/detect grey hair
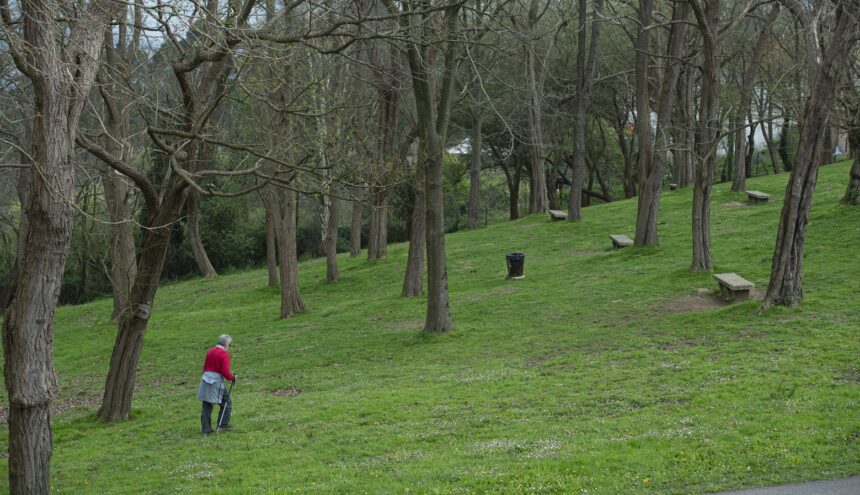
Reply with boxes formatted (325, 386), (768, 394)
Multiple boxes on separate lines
(217, 334), (233, 347)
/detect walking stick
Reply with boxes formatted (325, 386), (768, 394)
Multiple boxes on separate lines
(216, 378), (235, 434)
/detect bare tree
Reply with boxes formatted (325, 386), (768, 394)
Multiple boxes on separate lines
(464, 0), (497, 229)
(674, 63), (697, 188)
(567, 0), (603, 221)
(730, 4), (781, 192)
(273, 186), (306, 314)
(762, 0), (860, 307)
(688, 0), (724, 271)
(307, 47), (348, 283)
(839, 55), (860, 204)
(78, 0), (261, 421)
(263, 190), (280, 285)
(350, 188), (363, 256)
(323, 184), (341, 282)
(608, 93), (638, 197)
(364, 39), (403, 261)
(97, 4), (142, 318)
(467, 57), (483, 229)
(384, 0), (461, 332)
(756, 80), (785, 174)
(634, 0), (689, 245)
(632, 0), (655, 227)
(403, 140), (425, 296)
(521, 0), (550, 214)
(0, 0), (120, 488)
(186, 191), (218, 278)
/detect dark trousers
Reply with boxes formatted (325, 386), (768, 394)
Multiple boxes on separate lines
(201, 389), (231, 434)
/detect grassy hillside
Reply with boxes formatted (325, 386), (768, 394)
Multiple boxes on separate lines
(1, 162), (859, 494)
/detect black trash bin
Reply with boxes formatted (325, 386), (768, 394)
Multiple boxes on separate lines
(506, 252), (525, 279)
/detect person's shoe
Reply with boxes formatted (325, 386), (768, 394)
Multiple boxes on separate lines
(217, 424), (233, 431)
(202, 430), (213, 436)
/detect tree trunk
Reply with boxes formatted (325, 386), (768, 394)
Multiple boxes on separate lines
(423, 140), (452, 331)
(350, 190), (362, 257)
(679, 66), (697, 188)
(264, 191), (279, 287)
(186, 192), (217, 278)
(635, 0), (688, 245)
(524, 0), (549, 214)
(99, 52), (140, 319)
(273, 189), (305, 317)
(763, 9), (859, 307)
(3, 121), (74, 494)
(842, 147), (860, 205)
(0, 261), (19, 311)
(691, 163), (714, 271)
(398, 5), (458, 333)
(690, 0), (721, 272)
(731, 5), (780, 192)
(614, 99), (638, 198)
(583, 170), (594, 207)
(745, 119), (757, 177)
(3, 0), (118, 487)
(723, 128), (735, 183)
(501, 156), (522, 220)
(97, 186), (189, 421)
(91, 0), (239, 423)
(591, 156), (612, 202)
(324, 184), (340, 282)
(101, 168), (138, 318)
(77, 185), (92, 304)
(467, 78), (482, 229)
(0, 167), (30, 310)
(3, 395), (52, 495)
(762, 89), (784, 174)
(839, 77), (860, 203)
(568, 0), (603, 221)
(820, 127), (833, 166)
(367, 189), (388, 260)
(509, 178), (520, 220)
(633, 0), (655, 225)
(367, 68), (399, 260)
(403, 150), (426, 296)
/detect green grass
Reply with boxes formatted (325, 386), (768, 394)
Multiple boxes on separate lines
(2, 162), (859, 494)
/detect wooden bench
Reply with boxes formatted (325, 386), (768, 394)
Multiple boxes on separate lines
(548, 209), (567, 221)
(609, 234), (634, 249)
(714, 273), (754, 301)
(746, 190), (770, 204)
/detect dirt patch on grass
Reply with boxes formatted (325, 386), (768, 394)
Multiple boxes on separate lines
(392, 319), (424, 331)
(54, 393), (101, 415)
(669, 291), (729, 313)
(272, 388), (302, 398)
(525, 350), (567, 368)
(666, 287), (763, 313)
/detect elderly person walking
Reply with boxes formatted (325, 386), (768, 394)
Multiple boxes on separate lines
(198, 334), (236, 435)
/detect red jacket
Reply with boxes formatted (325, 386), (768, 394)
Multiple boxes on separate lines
(203, 346), (234, 381)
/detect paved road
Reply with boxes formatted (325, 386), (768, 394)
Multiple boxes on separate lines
(710, 476), (860, 495)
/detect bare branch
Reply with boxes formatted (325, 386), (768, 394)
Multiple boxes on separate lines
(76, 133), (160, 210)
